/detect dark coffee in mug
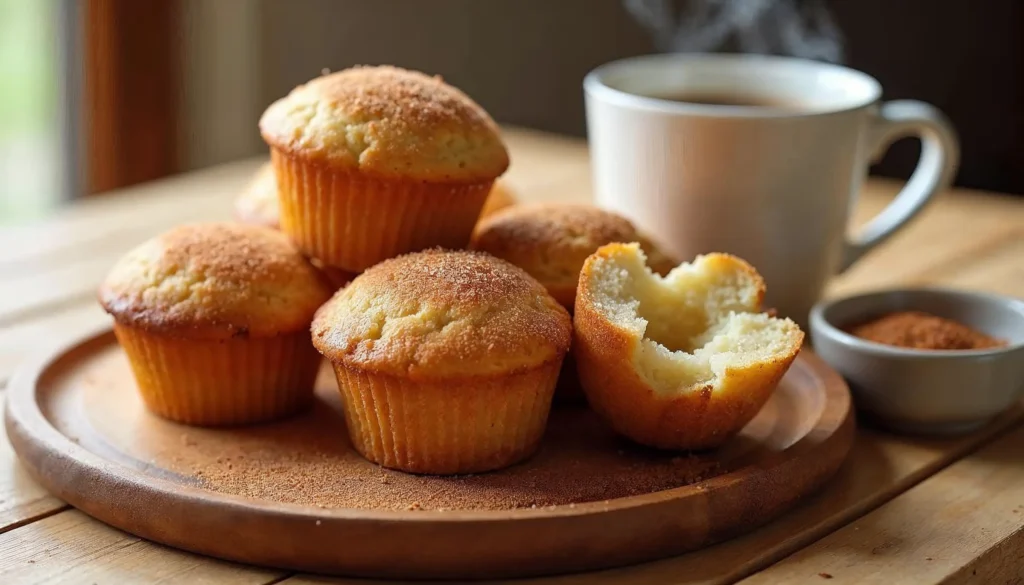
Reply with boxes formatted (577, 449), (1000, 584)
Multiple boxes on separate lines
(648, 91), (796, 109)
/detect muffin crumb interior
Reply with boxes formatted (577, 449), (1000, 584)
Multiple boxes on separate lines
(583, 245), (802, 395)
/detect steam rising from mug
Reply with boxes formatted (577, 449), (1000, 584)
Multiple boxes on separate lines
(623, 0), (844, 64)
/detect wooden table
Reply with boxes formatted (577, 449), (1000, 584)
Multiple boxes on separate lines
(2, 128), (1022, 584)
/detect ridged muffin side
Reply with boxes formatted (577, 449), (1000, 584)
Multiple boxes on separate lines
(312, 248), (571, 474)
(260, 65), (509, 272)
(233, 160), (518, 236)
(99, 223), (333, 425)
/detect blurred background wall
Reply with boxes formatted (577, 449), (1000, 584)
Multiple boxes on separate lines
(1, 0), (1022, 221)
(192, 0), (1024, 195)
(177, 0), (655, 170)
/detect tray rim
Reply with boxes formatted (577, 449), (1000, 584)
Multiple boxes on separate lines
(6, 324), (853, 523)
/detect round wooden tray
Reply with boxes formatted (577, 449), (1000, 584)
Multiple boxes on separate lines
(5, 328), (854, 580)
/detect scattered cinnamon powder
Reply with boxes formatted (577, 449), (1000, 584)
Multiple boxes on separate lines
(846, 311), (1006, 350)
(181, 405), (720, 511)
(81, 354), (726, 512)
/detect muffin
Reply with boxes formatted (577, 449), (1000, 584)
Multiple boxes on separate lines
(573, 243), (804, 450)
(233, 162), (279, 229)
(259, 65), (509, 272)
(312, 249), (571, 474)
(98, 223), (334, 426)
(470, 203), (676, 310)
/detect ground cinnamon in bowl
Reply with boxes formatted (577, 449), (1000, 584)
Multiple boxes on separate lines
(846, 310), (1007, 351)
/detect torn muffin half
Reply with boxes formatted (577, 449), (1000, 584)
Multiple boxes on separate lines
(573, 243), (804, 450)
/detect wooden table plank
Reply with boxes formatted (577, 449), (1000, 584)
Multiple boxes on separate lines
(740, 422), (1024, 584)
(0, 305), (109, 386)
(0, 400), (66, 535)
(0, 159), (260, 271)
(0, 510), (285, 584)
(930, 236), (1024, 298)
(829, 189), (1024, 298)
(0, 257), (119, 329)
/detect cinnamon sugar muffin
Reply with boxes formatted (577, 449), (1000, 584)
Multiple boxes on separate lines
(99, 223), (333, 426)
(232, 162), (279, 229)
(470, 203), (676, 310)
(573, 244), (803, 450)
(312, 249), (571, 474)
(259, 65), (509, 272)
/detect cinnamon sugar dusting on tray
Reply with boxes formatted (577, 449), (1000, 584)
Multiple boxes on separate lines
(82, 359), (725, 512)
(174, 404), (720, 511)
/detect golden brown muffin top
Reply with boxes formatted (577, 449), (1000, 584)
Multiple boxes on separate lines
(259, 65), (509, 183)
(233, 162), (280, 229)
(99, 223), (333, 340)
(470, 203), (645, 289)
(312, 249), (571, 379)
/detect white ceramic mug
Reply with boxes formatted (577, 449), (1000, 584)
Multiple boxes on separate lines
(584, 53), (959, 325)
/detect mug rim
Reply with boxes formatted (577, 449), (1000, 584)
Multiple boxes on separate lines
(583, 53), (883, 119)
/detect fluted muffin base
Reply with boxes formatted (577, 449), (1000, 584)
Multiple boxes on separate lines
(114, 324), (322, 426)
(272, 150), (492, 273)
(331, 360), (562, 475)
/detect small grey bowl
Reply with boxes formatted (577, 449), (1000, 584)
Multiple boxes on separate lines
(809, 288), (1024, 435)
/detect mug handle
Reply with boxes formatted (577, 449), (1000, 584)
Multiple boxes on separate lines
(841, 100), (960, 271)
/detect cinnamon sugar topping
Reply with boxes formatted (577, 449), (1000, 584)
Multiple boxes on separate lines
(312, 249), (571, 378)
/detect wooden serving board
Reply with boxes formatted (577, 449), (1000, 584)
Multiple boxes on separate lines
(5, 328), (854, 580)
